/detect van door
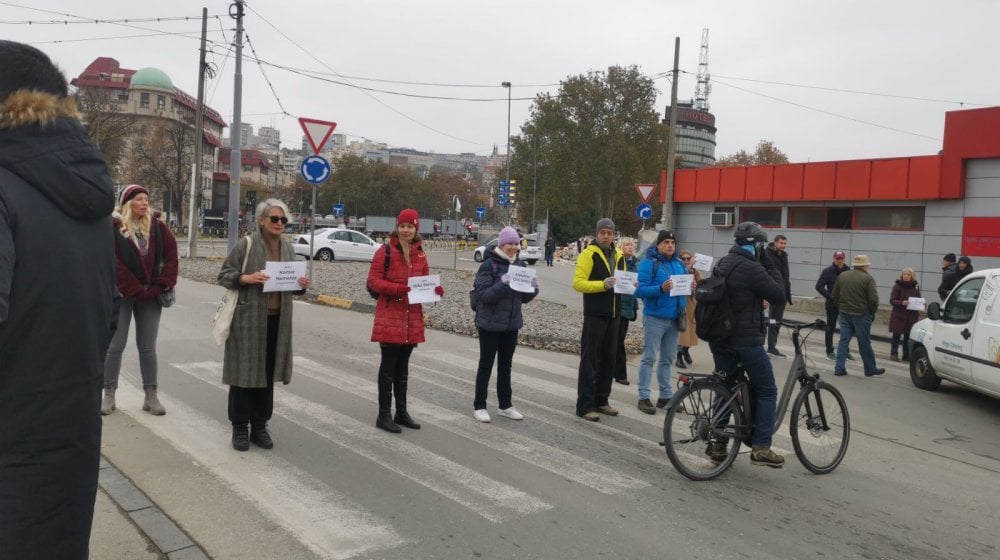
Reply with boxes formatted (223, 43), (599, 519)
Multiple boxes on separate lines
(969, 271), (1000, 394)
(933, 277), (985, 384)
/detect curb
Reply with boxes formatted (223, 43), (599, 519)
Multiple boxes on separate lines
(99, 456), (209, 560)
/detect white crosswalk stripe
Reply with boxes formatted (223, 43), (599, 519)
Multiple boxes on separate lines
(113, 379), (405, 560)
(292, 357), (649, 495)
(175, 361), (551, 524)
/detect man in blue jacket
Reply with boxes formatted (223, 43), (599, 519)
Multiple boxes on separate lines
(634, 229), (690, 415)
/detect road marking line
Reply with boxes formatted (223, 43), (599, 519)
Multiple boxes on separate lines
(114, 377), (405, 560)
(292, 357), (649, 495)
(175, 362), (551, 524)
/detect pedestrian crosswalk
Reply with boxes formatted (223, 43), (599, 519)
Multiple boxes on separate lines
(101, 344), (901, 559)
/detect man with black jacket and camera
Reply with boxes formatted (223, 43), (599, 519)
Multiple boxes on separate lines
(707, 222), (787, 468)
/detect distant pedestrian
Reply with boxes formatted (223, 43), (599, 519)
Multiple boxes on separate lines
(102, 184), (179, 416)
(815, 250), (856, 361)
(544, 234), (556, 266)
(888, 267), (921, 362)
(956, 256), (974, 282)
(218, 199), (310, 451)
(675, 250), (701, 369)
(633, 229), (689, 415)
(938, 253), (959, 301)
(0, 39), (118, 560)
(614, 238), (639, 385)
(368, 208), (444, 433)
(832, 255), (884, 377)
(764, 234), (792, 358)
(471, 227), (538, 422)
(572, 218), (624, 421)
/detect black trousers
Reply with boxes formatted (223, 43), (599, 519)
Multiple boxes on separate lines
(576, 315), (618, 416)
(378, 343), (415, 413)
(614, 317), (631, 381)
(767, 300), (787, 350)
(228, 314), (279, 427)
(474, 329), (519, 410)
(824, 304), (840, 354)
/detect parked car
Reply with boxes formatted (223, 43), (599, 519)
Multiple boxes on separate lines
(473, 238), (540, 265)
(293, 227), (380, 262)
(908, 267), (1000, 399)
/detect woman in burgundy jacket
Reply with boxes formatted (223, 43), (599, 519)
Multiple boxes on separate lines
(888, 267), (921, 361)
(367, 208), (444, 433)
(102, 184), (178, 416)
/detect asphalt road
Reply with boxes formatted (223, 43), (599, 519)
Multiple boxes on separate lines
(98, 276), (1000, 560)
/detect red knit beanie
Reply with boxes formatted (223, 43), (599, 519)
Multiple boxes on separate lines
(119, 184), (148, 207)
(397, 208), (419, 227)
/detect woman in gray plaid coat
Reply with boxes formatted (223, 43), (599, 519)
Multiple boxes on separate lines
(218, 199), (310, 451)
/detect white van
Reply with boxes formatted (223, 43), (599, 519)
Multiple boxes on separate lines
(908, 268), (1000, 398)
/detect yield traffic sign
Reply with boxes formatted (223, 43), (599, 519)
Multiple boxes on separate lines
(635, 183), (656, 202)
(298, 117), (337, 155)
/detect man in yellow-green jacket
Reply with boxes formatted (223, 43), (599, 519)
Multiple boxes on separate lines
(572, 218), (624, 421)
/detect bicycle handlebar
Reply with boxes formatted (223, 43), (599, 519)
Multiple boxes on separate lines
(777, 318), (826, 330)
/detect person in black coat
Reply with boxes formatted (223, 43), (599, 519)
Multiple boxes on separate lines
(937, 253), (959, 301)
(471, 227), (538, 422)
(764, 235), (792, 357)
(0, 41), (117, 560)
(815, 250), (852, 359)
(708, 222), (787, 468)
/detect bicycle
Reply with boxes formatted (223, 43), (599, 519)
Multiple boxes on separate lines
(661, 318), (850, 481)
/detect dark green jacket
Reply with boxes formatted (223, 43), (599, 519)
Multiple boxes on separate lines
(832, 268), (879, 316)
(620, 255), (638, 321)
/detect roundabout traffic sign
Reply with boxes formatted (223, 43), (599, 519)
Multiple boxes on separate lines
(300, 155), (331, 184)
(636, 203), (653, 220)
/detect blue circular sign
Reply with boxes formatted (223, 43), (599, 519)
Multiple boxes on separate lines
(636, 203), (653, 220)
(300, 155), (331, 184)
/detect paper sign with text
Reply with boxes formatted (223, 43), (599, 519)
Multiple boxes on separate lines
(262, 261), (306, 293)
(614, 270), (638, 295)
(407, 274), (442, 304)
(669, 274), (694, 297)
(507, 265), (537, 293)
(692, 253), (713, 272)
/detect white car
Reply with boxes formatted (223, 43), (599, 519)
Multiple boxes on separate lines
(293, 228), (380, 262)
(909, 267), (1000, 399)
(473, 238), (541, 265)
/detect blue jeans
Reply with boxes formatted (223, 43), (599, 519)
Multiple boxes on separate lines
(637, 315), (679, 400)
(836, 313), (879, 374)
(710, 344), (778, 448)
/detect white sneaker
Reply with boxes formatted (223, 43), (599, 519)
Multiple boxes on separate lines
(498, 407), (524, 420)
(473, 409), (491, 423)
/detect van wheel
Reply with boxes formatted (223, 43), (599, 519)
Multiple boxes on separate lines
(527, 260), (537, 265)
(910, 346), (941, 390)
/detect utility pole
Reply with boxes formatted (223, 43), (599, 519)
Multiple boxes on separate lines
(187, 7), (208, 258)
(227, 0), (245, 252)
(661, 37), (680, 231)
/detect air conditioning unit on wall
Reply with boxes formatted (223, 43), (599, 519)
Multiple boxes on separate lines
(709, 212), (734, 227)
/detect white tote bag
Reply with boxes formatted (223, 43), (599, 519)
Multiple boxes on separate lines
(212, 236), (252, 345)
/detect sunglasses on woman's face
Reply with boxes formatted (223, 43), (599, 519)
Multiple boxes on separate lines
(682, 256), (691, 260)
(268, 216), (289, 224)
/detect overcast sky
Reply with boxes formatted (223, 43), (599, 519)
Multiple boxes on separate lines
(5, 0), (999, 164)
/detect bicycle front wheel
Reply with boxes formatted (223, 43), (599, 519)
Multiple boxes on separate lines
(663, 383), (745, 481)
(789, 382), (850, 474)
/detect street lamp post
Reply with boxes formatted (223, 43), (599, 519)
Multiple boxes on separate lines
(501, 81), (511, 225)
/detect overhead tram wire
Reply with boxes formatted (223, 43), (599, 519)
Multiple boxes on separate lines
(0, 3), (226, 43)
(243, 30), (291, 118)
(243, 3), (491, 148)
(711, 77), (942, 141)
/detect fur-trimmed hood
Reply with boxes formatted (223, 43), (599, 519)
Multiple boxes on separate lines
(0, 90), (114, 221)
(0, 90), (78, 129)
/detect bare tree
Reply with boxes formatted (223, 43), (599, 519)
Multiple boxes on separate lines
(74, 86), (136, 176)
(126, 118), (194, 226)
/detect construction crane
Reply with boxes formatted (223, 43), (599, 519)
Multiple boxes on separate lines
(694, 28), (711, 111)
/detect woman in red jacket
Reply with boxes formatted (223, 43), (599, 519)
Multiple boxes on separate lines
(367, 208), (444, 433)
(102, 184), (178, 416)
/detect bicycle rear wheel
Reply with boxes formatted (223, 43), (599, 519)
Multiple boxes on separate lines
(790, 382), (850, 474)
(663, 382), (745, 481)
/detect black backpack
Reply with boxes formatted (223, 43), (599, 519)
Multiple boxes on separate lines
(695, 263), (737, 343)
(366, 243), (390, 299)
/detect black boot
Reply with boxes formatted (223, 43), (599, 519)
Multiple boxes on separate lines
(375, 369), (401, 433)
(682, 346), (693, 365)
(232, 424), (250, 452)
(250, 424), (274, 449)
(395, 409), (421, 430)
(392, 374), (419, 429)
(675, 351), (687, 369)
